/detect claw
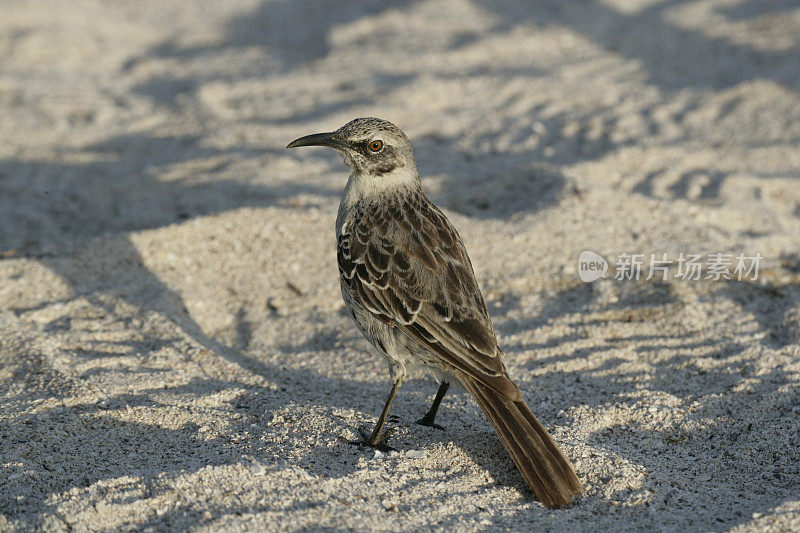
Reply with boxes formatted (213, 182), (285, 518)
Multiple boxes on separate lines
(415, 417), (444, 430)
(347, 424), (396, 452)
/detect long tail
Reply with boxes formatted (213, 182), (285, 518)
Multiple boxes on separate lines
(461, 377), (582, 508)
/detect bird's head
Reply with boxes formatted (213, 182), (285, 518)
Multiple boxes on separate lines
(287, 117), (416, 177)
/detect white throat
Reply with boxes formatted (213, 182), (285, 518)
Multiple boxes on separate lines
(340, 166), (420, 209)
(336, 165), (421, 237)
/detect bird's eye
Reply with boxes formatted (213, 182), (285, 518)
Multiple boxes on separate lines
(368, 140), (384, 152)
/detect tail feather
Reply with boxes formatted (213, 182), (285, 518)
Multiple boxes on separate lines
(462, 377), (582, 508)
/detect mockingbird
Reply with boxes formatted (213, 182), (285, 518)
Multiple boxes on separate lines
(287, 117), (582, 508)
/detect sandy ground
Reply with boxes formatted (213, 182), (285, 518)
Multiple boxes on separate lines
(1, 0), (799, 531)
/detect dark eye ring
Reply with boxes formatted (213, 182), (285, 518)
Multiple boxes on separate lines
(368, 140), (383, 152)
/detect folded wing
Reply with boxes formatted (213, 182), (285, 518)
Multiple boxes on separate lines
(338, 192), (520, 400)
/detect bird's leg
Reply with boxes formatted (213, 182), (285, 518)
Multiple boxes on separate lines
(351, 381), (400, 451)
(416, 381), (449, 429)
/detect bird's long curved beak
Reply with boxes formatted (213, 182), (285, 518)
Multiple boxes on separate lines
(286, 132), (342, 149)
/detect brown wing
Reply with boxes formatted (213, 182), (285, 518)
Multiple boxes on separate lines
(338, 190), (520, 400)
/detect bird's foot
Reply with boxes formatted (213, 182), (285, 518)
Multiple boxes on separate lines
(415, 415), (444, 430)
(347, 424), (395, 452)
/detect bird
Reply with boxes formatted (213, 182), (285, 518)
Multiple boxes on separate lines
(287, 117), (582, 508)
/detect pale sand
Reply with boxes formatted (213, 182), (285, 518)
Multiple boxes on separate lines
(1, 0), (799, 531)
